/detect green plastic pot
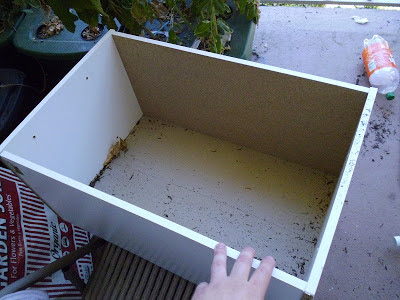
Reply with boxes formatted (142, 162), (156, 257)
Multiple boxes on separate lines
(224, 8), (256, 60)
(13, 8), (108, 61)
(144, 6), (256, 60)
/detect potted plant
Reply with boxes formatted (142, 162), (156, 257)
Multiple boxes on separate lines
(12, 0), (113, 61)
(13, 0), (259, 63)
(10, 0), (119, 92)
(98, 0), (260, 59)
(36, 0), (260, 60)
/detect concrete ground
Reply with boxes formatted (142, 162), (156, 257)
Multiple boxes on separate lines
(252, 6), (400, 299)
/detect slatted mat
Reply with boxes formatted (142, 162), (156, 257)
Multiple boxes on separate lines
(84, 243), (197, 299)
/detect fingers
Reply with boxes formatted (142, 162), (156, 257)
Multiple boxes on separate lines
(192, 282), (208, 299)
(230, 247), (255, 280)
(249, 256), (275, 295)
(210, 243), (227, 283)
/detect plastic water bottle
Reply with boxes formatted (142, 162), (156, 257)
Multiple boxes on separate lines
(362, 35), (399, 100)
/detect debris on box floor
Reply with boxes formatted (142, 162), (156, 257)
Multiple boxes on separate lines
(89, 138), (128, 187)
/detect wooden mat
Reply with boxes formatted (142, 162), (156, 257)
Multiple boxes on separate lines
(84, 243), (196, 299)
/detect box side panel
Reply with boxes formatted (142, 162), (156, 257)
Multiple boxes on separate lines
(304, 88), (376, 296)
(1, 152), (306, 299)
(1, 31), (143, 185)
(113, 34), (368, 175)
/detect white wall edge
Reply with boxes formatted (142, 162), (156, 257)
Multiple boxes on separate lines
(304, 87), (377, 296)
(111, 31), (370, 94)
(0, 30), (116, 154)
(0, 150), (308, 292)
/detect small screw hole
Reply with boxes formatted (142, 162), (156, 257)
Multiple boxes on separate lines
(33, 136), (36, 139)
(86, 77), (88, 80)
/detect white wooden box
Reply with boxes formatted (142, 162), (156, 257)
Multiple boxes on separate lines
(0, 31), (376, 298)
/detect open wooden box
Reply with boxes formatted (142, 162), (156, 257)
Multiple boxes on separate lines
(0, 31), (376, 298)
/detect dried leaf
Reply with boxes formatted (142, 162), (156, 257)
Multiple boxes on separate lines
(39, 0), (51, 16)
(103, 138), (128, 167)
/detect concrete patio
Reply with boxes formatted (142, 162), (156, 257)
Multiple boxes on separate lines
(252, 6), (400, 299)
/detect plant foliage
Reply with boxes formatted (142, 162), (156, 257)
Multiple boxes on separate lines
(0, 0), (23, 33)
(9, 0), (260, 53)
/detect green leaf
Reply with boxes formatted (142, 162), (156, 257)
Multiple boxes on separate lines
(217, 18), (232, 34)
(194, 20), (211, 38)
(213, 0), (230, 15)
(165, 0), (174, 8)
(216, 36), (222, 53)
(47, 0), (78, 32)
(168, 28), (181, 44)
(174, 22), (183, 30)
(74, 10), (99, 27)
(103, 0), (142, 35)
(131, 1), (147, 23)
(69, 0), (107, 16)
(191, 0), (209, 15)
(73, 0), (109, 27)
(47, 0), (111, 30)
(101, 16), (118, 30)
(246, 2), (259, 24)
(130, 0), (154, 24)
(236, 0), (247, 14)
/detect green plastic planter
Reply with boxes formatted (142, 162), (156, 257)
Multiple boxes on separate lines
(224, 9), (256, 60)
(13, 8), (108, 61)
(143, 3), (256, 60)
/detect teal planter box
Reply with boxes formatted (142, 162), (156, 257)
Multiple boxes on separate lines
(13, 8), (108, 61)
(224, 10), (256, 60)
(144, 6), (256, 60)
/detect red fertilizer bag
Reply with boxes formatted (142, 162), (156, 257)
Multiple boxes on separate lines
(0, 167), (93, 298)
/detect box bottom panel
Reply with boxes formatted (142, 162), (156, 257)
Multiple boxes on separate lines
(93, 116), (337, 279)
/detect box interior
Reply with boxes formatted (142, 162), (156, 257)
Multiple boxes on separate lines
(93, 116), (337, 278)
(0, 34), (370, 284)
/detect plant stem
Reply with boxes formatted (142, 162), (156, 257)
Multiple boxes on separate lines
(212, 6), (218, 36)
(173, 3), (194, 30)
(144, 26), (155, 38)
(38, 7), (50, 24)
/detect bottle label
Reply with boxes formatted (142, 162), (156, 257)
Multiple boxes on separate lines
(362, 41), (397, 77)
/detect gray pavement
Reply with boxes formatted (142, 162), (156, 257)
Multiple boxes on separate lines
(252, 6), (400, 299)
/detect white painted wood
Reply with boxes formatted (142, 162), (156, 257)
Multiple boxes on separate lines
(0, 30), (143, 185)
(304, 88), (377, 296)
(260, 0), (400, 6)
(0, 151), (307, 299)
